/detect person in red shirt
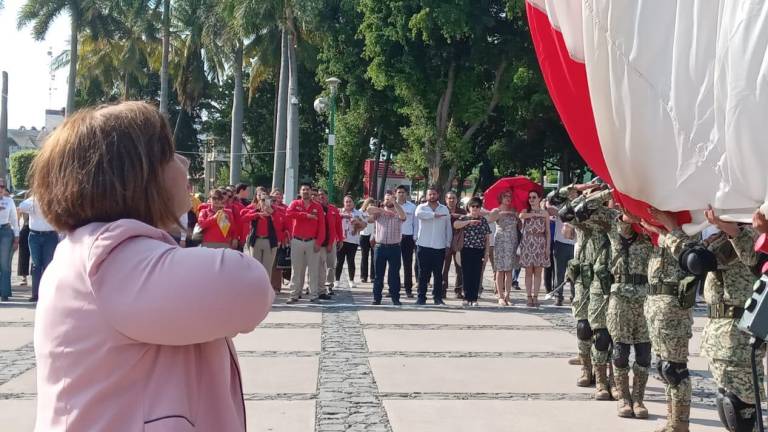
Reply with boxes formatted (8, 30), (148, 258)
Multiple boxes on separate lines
(241, 187), (284, 277)
(315, 188), (344, 295)
(285, 183), (329, 303)
(269, 188), (290, 293)
(197, 189), (235, 248)
(224, 187), (246, 251)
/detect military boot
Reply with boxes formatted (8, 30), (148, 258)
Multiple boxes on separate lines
(608, 363), (620, 400)
(594, 364), (612, 400)
(567, 356), (582, 366)
(654, 400), (673, 432)
(669, 401), (690, 432)
(576, 355), (593, 387)
(615, 368), (633, 417)
(632, 367), (649, 419)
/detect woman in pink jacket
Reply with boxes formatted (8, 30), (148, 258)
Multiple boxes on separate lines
(29, 101), (275, 431)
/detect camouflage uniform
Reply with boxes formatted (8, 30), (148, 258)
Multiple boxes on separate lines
(647, 229), (698, 431)
(606, 216), (653, 417)
(698, 228), (765, 430)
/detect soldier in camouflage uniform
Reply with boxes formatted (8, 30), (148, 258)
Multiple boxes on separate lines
(644, 209), (699, 432)
(694, 210), (765, 432)
(581, 190), (618, 401)
(551, 184), (596, 386)
(606, 210), (653, 418)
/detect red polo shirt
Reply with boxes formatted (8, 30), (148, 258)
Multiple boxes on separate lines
(198, 207), (235, 244)
(324, 204), (344, 244)
(240, 205), (286, 243)
(286, 199), (326, 248)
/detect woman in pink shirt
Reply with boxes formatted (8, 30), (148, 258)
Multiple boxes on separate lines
(29, 101), (274, 431)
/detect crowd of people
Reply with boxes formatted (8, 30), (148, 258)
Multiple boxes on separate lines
(186, 181), (578, 308)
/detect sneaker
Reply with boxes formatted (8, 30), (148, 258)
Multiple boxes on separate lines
(286, 298), (299, 304)
(392, 299), (402, 306)
(462, 300), (469, 307)
(406, 293), (414, 299)
(372, 300), (381, 305)
(318, 293), (332, 300)
(434, 299), (446, 306)
(471, 302), (480, 307)
(349, 281), (356, 289)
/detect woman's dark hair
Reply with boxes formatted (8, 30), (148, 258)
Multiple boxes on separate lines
(527, 190), (541, 211)
(467, 197), (483, 209)
(30, 101), (179, 231)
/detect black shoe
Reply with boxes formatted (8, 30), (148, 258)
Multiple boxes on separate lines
(416, 299), (426, 305)
(434, 299), (446, 305)
(317, 293), (332, 300)
(361, 278), (368, 283)
(406, 292), (414, 298)
(555, 298), (563, 306)
(28, 297), (38, 303)
(392, 299), (402, 306)
(328, 289), (335, 296)
(456, 292), (464, 299)
(372, 300), (381, 305)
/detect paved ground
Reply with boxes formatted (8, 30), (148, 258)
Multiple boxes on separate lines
(0, 258), (729, 431)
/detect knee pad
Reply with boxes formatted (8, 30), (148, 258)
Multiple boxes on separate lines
(576, 319), (593, 341)
(660, 361), (689, 386)
(717, 388), (757, 432)
(594, 328), (612, 352)
(613, 343), (630, 369)
(634, 342), (652, 368)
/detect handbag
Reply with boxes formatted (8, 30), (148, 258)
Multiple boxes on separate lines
(276, 246), (292, 269)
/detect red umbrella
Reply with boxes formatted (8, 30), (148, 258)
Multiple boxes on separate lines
(483, 176), (544, 212)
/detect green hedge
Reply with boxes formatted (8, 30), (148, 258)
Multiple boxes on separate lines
(10, 150), (38, 190)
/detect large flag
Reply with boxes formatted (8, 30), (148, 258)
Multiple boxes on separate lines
(526, 0), (768, 231)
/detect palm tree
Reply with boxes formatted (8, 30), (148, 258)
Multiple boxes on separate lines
(17, 0), (111, 116)
(159, 0), (170, 115)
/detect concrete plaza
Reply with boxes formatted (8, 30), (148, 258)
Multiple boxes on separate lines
(0, 261), (728, 431)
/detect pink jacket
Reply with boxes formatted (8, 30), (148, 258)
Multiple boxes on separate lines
(34, 219), (275, 431)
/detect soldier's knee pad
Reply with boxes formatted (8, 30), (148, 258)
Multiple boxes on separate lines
(576, 319), (593, 341)
(613, 343), (630, 368)
(660, 361), (689, 386)
(717, 388), (757, 432)
(594, 328), (612, 352)
(634, 342), (652, 367)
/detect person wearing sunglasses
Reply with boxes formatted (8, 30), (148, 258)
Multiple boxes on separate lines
(453, 197), (491, 306)
(0, 181), (19, 301)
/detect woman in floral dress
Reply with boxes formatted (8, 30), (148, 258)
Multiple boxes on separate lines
(487, 191), (519, 306)
(519, 190), (551, 307)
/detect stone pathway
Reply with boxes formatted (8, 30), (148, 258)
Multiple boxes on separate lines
(0, 261), (734, 431)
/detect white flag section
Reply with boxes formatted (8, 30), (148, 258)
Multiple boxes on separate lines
(530, 0), (768, 230)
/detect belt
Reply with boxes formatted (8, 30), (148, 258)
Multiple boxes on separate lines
(30, 229), (56, 235)
(708, 304), (744, 319)
(293, 236), (315, 242)
(615, 274), (648, 285)
(377, 243), (400, 247)
(648, 284), (678, 296)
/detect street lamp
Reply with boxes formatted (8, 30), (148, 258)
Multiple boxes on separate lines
(314, 77), (341, 202)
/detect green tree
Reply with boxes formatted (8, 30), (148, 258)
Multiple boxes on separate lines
(10, 150), (37, 190)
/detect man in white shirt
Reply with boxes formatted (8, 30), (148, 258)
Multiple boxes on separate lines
(396, 186), (418, 298)
(0, 182), (20, 301)
(414, 187), (452, 305)
(18, 196), (59, 302)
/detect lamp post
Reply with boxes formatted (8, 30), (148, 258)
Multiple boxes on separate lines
(314, 77), (341, 203)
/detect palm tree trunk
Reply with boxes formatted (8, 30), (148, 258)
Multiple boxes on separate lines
(159, 0), (171, 116)
(229, 41), (244, 185)
(123, 73), (130, 100)
(66, 14), (79, 116)
(283, 30), (299, 199)
(271, 28), (289, 191)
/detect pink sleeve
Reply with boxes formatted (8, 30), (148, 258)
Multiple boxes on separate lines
(88, 237), (274, 345)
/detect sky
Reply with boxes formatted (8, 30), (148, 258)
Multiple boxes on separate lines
(0, 0), (70, 129)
